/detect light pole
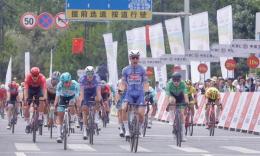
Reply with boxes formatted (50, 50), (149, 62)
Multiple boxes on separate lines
(184, 0), (190, 79)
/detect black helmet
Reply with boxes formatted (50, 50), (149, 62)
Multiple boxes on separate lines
(172, 72), (181, 80)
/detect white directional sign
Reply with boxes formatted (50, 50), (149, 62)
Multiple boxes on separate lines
(20, 12), (38, 30)
(55, 12), (69, 29)
(186, 50), (219, 62)
(231, 39), (260, 54)
(160, 54), (190, 65)
(139, 58), (162, 67)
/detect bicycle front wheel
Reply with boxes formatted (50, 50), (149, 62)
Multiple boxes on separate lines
(175, 111), (182, 147)
(209, 110), (215, 136)
(142, 114), (148, 137)
(63, 124), (67, 150)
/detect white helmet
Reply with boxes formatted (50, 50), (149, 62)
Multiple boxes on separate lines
(0, 84), (5, 89)
(129, 50), (140, 57)
(85, 66), (95, 76)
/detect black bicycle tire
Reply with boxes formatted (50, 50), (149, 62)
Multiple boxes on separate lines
(134, 117), (139, 153)
(39, 125), (43, 136)
(64, 124), (67, 150)
(190, 114), (194, 136)
(134, 134), (139, 153)
(12, 122), (15, 134)
(176, 111), (182, 147)
(32, 111), (37, 143)
(50, 123), (53, 139)
(143, 115), (148, 137)
(89, 112), (94, 145)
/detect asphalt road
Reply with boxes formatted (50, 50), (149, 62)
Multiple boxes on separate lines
(0, 114), (260, 156)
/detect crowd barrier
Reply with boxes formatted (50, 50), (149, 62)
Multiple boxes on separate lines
(155, 92), (260, 134)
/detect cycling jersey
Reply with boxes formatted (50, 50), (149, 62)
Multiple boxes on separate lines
(101, 84), (110, 101)
(0, 88), (7, 100)
(122, 64), (147, 106)
(145, 86), (157, 105)
(205, 87), (220, 101)
(8, 83), (19, 95)
(187, 85), (196, 102)
(79, 74), (101, 106)
(24, 73), (46, 90)
(46, 78), (58, 94)
(166, 80), (188, 105)
(56, 80), (80, 99)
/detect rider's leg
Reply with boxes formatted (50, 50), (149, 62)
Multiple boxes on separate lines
(216, 100), (221, 123)
(81, 105), (89, 139)
(121, 102), (129, 136)
(38, 99), (45, 124)
(56, 109), (64, 142)
(205, 102), (210, 126)
(6, 103), (13, 128)
(168, 96), (176, 125)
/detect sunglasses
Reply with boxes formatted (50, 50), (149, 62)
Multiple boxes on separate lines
(172, 79), (180, 82)
(131, 56), (139, 60)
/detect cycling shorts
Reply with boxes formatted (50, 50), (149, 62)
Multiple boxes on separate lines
(9, 94), (18, 105)
(124, 90), (144, 106)
(101, 92), (110, 101)
(47, 91), (56, 103)
(83, 87), (96, 107)
(57, 95), (75, 112)
(28, 86), (43, 105)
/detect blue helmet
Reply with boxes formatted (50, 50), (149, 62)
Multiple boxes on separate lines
(60, 72), (71, 83)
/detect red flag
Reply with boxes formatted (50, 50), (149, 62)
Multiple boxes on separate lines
(72, 38), (84, 54)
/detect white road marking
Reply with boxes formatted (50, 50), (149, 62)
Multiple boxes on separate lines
(119, 145), (151, 152)
(221, 146), (260, 154)
(15, 143), (40, 151)
(68, 144), (96, 151)
(169, 145), (209, 153)
(15, 152), (27, 156)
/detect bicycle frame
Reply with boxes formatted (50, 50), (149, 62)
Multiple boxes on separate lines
(87, 100), (98, 145)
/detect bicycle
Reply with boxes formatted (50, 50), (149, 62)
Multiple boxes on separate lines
(48, 100), (55, 139)
(8, 101), (20, 134)
(208, 101), (216, 136)
(142, 99), (152, 137)
(100, 100), (109, 128)
(126, 103), (140, 153)
(86, 98), (100, 145)
(170, 103), (185, 147)
(185, 102), (195, 136)
(59, 99), (75, 150)
(27, 98), (46, 143)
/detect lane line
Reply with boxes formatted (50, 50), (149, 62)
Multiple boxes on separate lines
(15, 152), (27, 156)
(68, 144), (96, 151)
(15, 143), (40, 151)
(221, 146), (260, 154)
(169, 145), (209, 153)
(119, 145), (151, 152)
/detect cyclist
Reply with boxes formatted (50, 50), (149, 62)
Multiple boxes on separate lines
(54, 72), (80, 143)
(24, 67), (47, 133)
(205, 80), (222, 129)
(45, 71), (60, 127)
(121, 50), (148, 138)
(100, 80), (111, 123)
(115, 78), (127, 137)
(165, 72), (189, 141)
(78, 66), (102, 140)
(6, 81), (20, 129)
(144, 80), (157, 129)
(0, 84), (7, 119)
(185, 80), (198, 117)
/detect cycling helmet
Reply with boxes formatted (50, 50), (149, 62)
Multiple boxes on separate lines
(172, 72), (181, 80)
(0, 84), (5, 89)
(85, 66), (95, 76)
(185, 80), (192, 86)
(52, 71), (61, 80)
(60, 72), (71, 83)
(31, 67), (40, 76)
(129, 50), (140, 57)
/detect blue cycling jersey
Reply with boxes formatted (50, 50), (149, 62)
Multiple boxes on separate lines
(79, 74), (100, 91)
(56, 80), (80, 98)
(122, 64), (147, 92)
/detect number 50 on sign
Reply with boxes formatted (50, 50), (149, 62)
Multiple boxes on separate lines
(20, 12), (38, 30)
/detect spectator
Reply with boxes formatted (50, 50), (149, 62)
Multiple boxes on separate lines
(238, 77), (249, 92)
(218, 77), (225, 92)
(224, 78), (236, 92)
(155, 81), (162, 93)
(255, 79), (260, 92)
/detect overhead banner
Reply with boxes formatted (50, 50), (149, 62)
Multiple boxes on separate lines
(103, 33), (118, 89)
(217, 5), (234, 79)
(5, 57), (12, 89)
(149, 23), (167, 88)
(165, 17), (187, 77)
(189, 12), (211, 82)
(25, 52), (30, 77)
(126, 26), (147, 59)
